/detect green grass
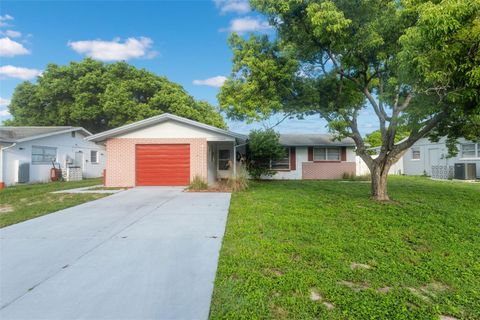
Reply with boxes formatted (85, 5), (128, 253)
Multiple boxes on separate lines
(210, 176), (480, 320)
(0, 178), (107, 228)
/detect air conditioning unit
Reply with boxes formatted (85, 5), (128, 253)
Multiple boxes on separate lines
(14, 160), (30, 183)
(454, 163), (477, 180)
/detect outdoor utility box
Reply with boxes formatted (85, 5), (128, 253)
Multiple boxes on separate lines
(14, 160), (30, 183)
(454, 163), (477, 180)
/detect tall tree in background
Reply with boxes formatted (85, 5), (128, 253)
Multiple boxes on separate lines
(219, 0), (480, 200)
(365, 128), (410, 154)
(6, 59), (226, 132)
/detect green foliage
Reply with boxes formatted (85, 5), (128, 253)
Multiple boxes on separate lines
(365, 127), (410, 149)
(218, 34), (299, 122)
(210, 177), (480, 319)
(0, 178), (104, 227)
(398, 0), (480, 147)
(6, 59), (226, 132)
(246, 129), (285, 179)
(188, 175), (208, 191)
(218, 0), (480, 199)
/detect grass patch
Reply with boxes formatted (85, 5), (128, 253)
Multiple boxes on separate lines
(210, 176), (480, 319)
(0, 178), (107, 228)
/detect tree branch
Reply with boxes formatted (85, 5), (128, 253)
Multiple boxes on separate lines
(363, 87), (386, 138)
(347, 112), (373, 168)
(264, 112), (293, 129)
(395, 92), (413, 114)
(391, 112), (445, 157)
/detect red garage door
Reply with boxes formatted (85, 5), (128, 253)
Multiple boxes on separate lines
(135, 144), (190, 186)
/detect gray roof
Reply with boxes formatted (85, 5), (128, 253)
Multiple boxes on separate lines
(87, 113), (247, 142)
(279, 134), (355, 147)
(0, 126), (91, 143)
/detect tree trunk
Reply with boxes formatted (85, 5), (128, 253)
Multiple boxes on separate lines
(370, 162), (391, 201)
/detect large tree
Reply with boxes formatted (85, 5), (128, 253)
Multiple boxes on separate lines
(365, 128), (410, 153)
(6, 59), (226, 132)
(219, 0), (480, 200)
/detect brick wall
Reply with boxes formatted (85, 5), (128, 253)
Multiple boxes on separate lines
(105, 138), (207, 187)
(302, 162), (356, 179)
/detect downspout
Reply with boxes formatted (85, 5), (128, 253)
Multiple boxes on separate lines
(0, 143), (16, 188)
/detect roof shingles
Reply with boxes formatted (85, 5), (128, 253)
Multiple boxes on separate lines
(0, 127), (76, 142)
(279, 134), (355, 146)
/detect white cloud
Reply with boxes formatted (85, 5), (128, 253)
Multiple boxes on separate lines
(193, 76), (227, 88)
(214, 0), (250, 14)
(0, 109), (10, 117)
(0, 37), (30, 57)
(1, 30), (21, 38)
(222, 17), (272, 34)
(0, 97), (11, 106)
(68, 37), (157, 61)
(0, 14), (14, 27)
(0, 65), (42, 80)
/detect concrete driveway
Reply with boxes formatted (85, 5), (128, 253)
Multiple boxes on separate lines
(0, 187), (231, 320)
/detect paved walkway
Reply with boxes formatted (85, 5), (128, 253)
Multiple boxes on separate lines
(0, 187), (231, 320)
(51, 185), (125, 194)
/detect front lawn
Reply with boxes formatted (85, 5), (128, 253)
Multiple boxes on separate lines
(0, 178), (107, 228)
(210, 177), (480, 319)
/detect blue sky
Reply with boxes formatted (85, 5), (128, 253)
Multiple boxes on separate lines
(0, 0), (378, 135)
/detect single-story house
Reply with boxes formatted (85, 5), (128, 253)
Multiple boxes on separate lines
(403, 136), (480, 179)
(87, 113), (357, 187)
(359, 136), (480, 179)
(268, 134), (356, 180)
(0, 126), (106, 187)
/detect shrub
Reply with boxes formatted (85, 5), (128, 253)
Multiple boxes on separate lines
(188, 175), (208, 190)
(227, 166), (249, 192)
(342, 172), (354, 180)
(342, 172), (371, 181)
(246, 129), (285, 179)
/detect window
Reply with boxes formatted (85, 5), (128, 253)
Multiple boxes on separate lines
(32, 146), (57, 164)
(313, 147), (340, 161)
(90, 150), (99, 164)
(411, 148), (421, 160)
(271, 147), (290, 170)
(218, 149), (231, 170)
(461, 143), (479, 158)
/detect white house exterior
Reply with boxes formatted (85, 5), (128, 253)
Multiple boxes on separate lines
(359, 136), (480, 179)
(0, 127), (106, 187)
(403, 137), (480, 178)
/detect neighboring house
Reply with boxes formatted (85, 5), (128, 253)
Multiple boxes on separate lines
(0, 127), (106, 187)
(359, 136), (480, 179)
(403, 137), (480, 179)
(87, 113), (357, 187)
(268, 134), (357, 180)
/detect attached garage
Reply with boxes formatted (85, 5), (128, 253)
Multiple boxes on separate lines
(86, 113), (247, 188)
(135, 144), (190, 186)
